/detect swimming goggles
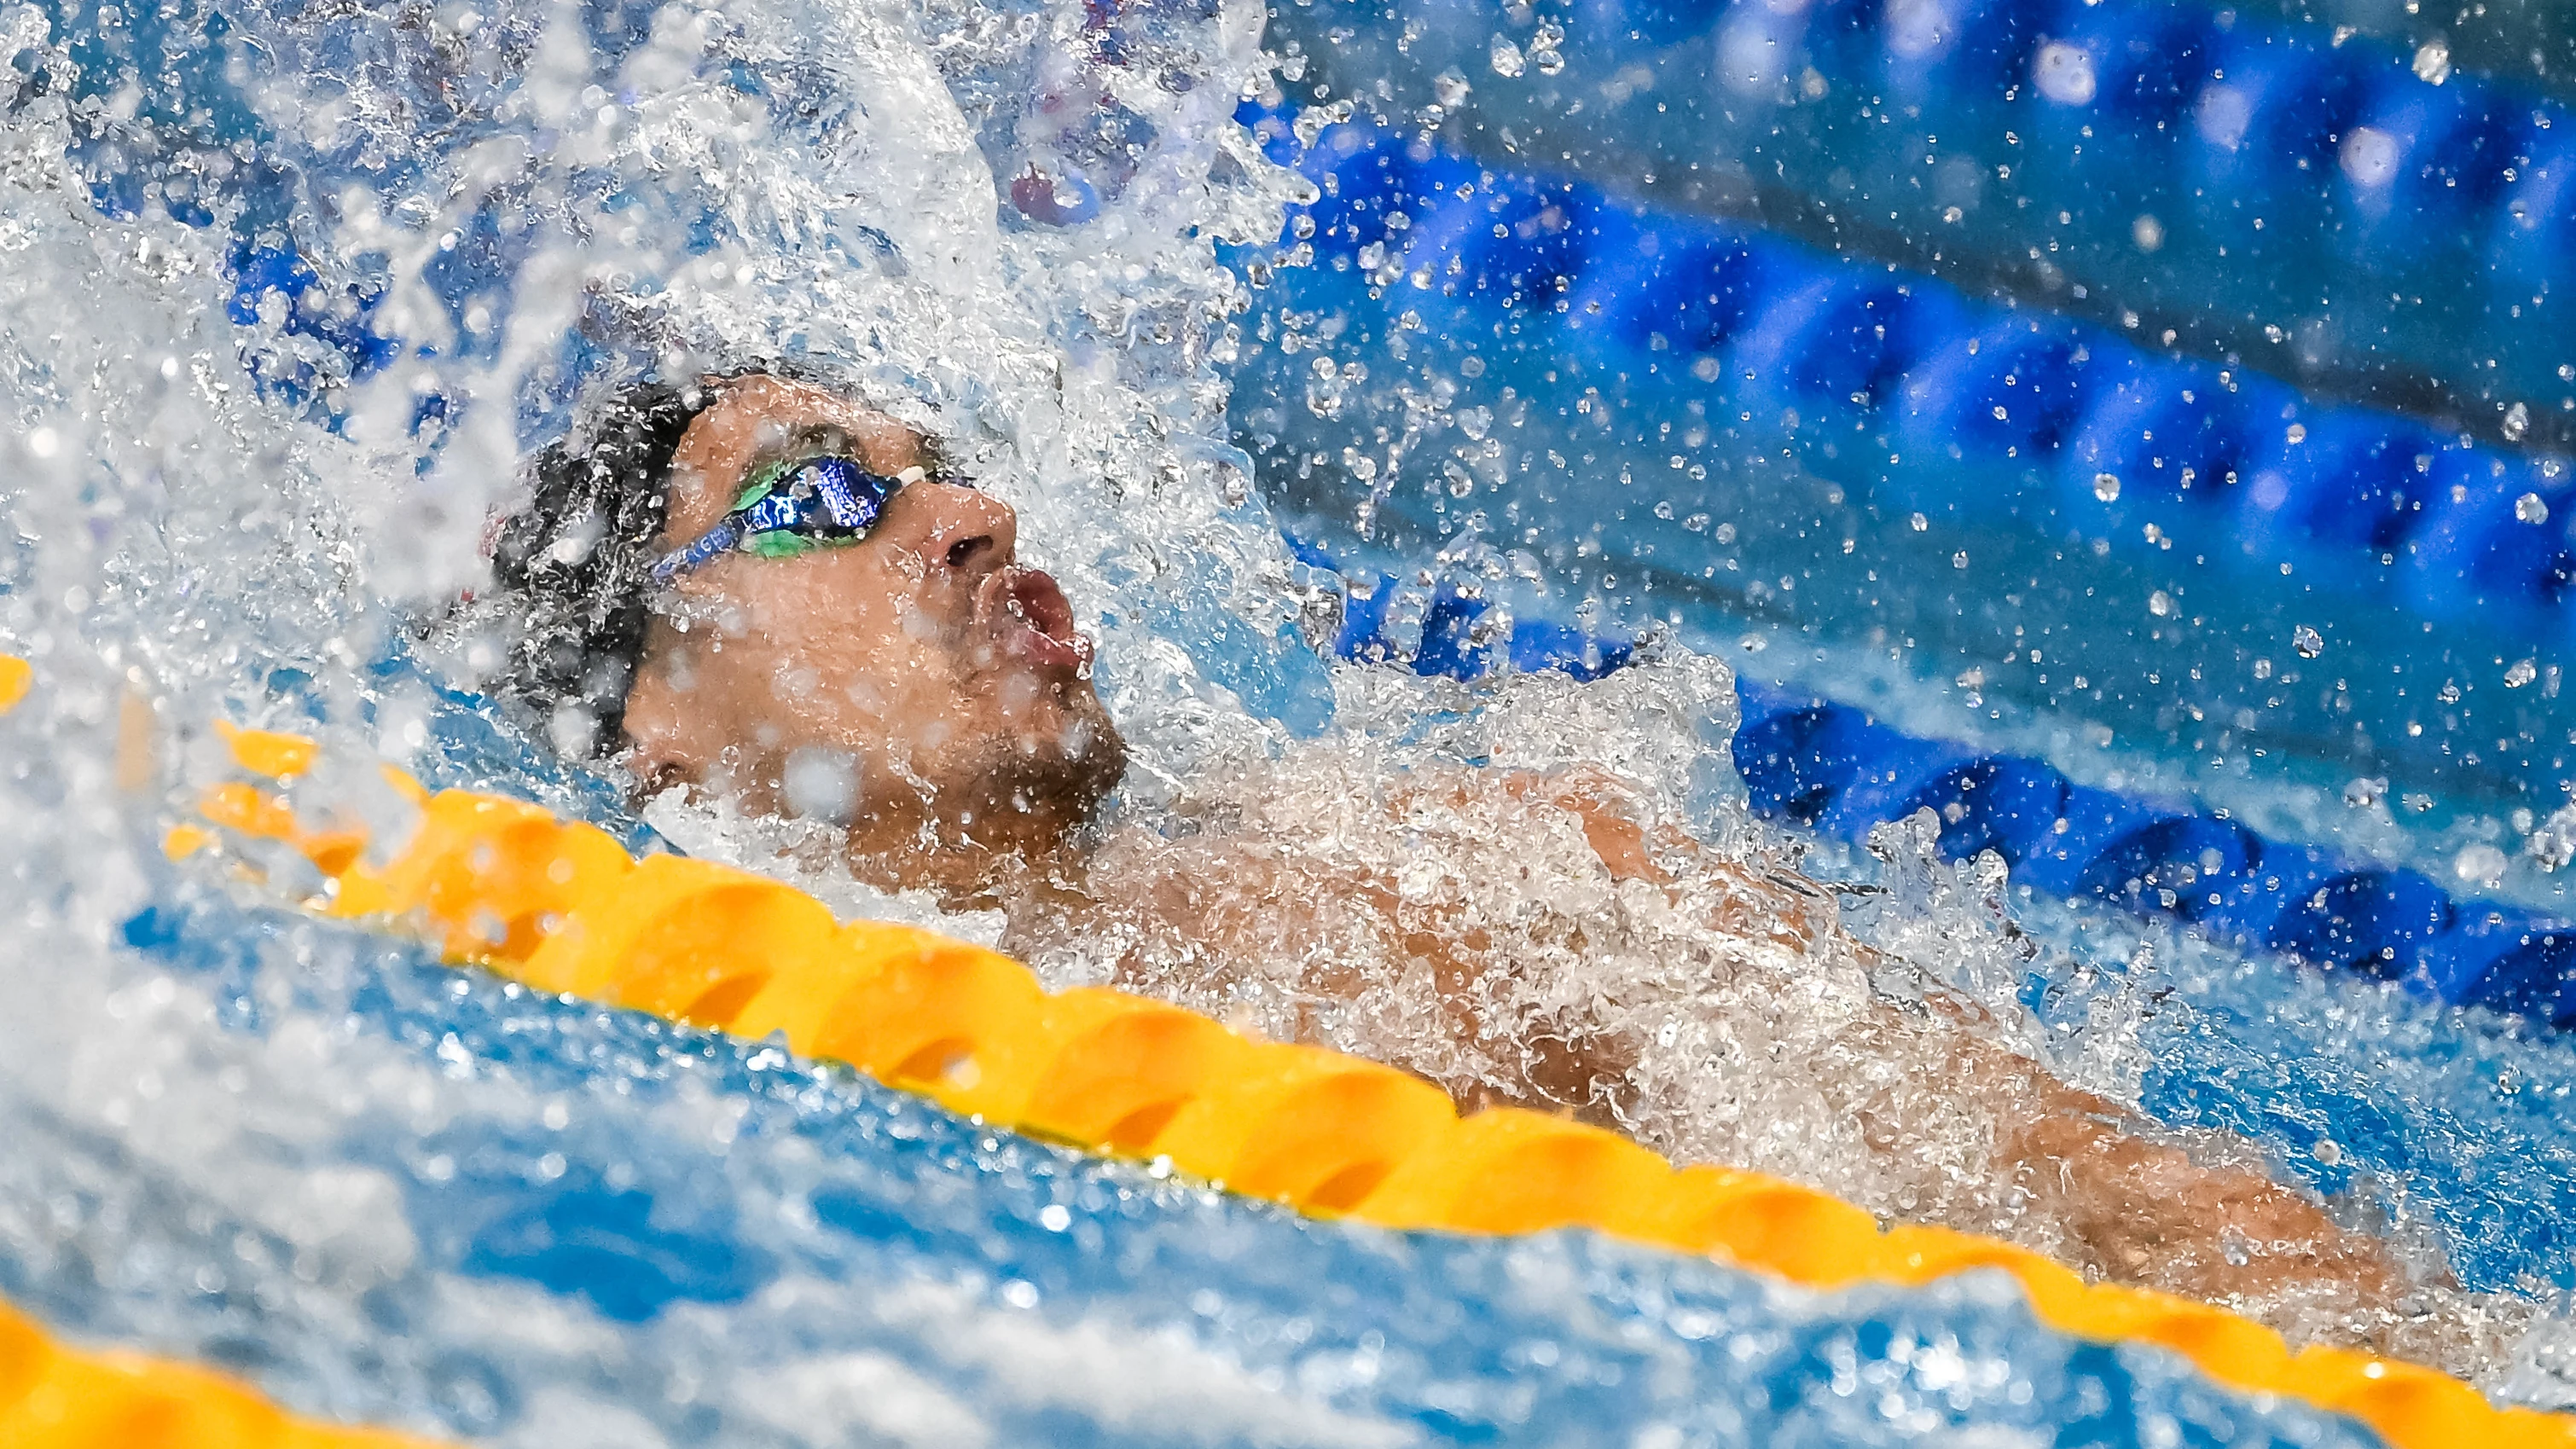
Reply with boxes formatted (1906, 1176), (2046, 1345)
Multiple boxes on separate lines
(650, 455), (923, 584)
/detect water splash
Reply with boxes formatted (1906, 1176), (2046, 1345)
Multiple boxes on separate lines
(1, 0), (2573, 1431)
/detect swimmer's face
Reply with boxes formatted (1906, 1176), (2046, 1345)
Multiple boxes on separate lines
(620, 376), (1125, 890)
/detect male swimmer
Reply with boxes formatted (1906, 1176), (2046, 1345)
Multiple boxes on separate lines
(478, 370), (2440, 1354)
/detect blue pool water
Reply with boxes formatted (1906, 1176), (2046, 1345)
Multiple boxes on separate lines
(9, 0), (2576, 1438)
(5, 878), (2370, 1448)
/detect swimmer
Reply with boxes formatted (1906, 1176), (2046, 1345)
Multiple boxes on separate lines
(476, 371), (2441, 1356)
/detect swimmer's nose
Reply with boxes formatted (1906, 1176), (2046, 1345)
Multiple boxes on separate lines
(888, 478), (1018, 580)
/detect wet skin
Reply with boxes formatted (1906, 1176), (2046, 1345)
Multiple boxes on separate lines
(620, 375), (1125, 898)
(613, 375), (2419, 1338)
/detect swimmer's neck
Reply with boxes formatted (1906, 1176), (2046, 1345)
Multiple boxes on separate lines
(841, 807), (1102, 913)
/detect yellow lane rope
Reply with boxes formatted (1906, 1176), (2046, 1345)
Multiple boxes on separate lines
(0, 1294), (445, 1446)
(181, 717), (2574, 1449)
(7, 655), (2567, 1448)
(0, 655), (31, 716)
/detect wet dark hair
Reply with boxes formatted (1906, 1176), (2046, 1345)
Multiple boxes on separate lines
(486, 380), (715, 751)
(484, 368), (954, 753)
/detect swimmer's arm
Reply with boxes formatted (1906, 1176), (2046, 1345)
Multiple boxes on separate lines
(1051, 764), (2408, 1305)
(1510, 765), (2408, 1301)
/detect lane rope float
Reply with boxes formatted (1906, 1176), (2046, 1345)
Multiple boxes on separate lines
(1271, 0), (2576, 422)
(1298, 554), (2576, 1029)
(1268, 119), (2576, 648)
(0, 654), (32, 716)
(0, 1292), (444, 1447)
(172, 714), (2576, 1449)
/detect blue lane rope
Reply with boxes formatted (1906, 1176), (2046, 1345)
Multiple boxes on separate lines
(1279, 0), (2576, 433)
(1255, 116), (2576, 649)
(1297, 539), (2576, 1030)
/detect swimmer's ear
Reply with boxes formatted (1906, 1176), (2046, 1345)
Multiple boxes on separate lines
(626, 753), (693, 798)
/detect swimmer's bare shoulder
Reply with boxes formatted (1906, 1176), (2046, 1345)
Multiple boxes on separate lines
(1002, 756), (2414, 1318)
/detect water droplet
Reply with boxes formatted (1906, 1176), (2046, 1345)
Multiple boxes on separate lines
(2531, 809), (2576, 871)
(2293, 624), (2324, 658)
(2341, 126), (2399, 188)
(2456, 843), (2509, 885)
(2517, 492), (2549, 525)
(2092, 472), (2120, 501)
(2412, 38), (2451, 85)
(2033, 40), (2096, 107)
(784, 746), (860, 823)
(1488, 35), (1525, 78)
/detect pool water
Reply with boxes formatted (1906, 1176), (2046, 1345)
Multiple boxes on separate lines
(6, 0), (2576, 1440)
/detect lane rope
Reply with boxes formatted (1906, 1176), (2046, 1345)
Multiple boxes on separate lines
(1266, 119), (2576, 648)
(1298, 554), (2576, 1029)
(165, 705), (2576, 1449)
(1268, 0), (2576, 422)
(0, 1293), (444, 1447)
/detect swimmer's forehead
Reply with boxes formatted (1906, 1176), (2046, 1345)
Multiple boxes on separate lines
(660, 375), (930, 541)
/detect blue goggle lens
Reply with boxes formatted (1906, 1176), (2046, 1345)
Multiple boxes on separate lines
(652, 455), (914, 583)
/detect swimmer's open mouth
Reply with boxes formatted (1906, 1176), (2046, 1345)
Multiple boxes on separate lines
(978, 565), (1090, 675)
